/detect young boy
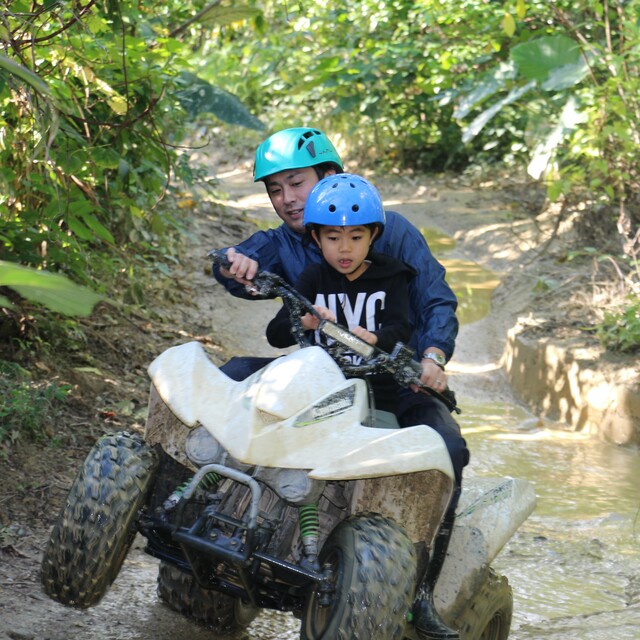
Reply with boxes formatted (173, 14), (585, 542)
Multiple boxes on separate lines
(265, 173), (465, 640)
(266, 173), (415, 414)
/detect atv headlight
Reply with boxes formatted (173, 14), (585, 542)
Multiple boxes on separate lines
(256, 467), (325, 505)
(185, 426), (224, 467)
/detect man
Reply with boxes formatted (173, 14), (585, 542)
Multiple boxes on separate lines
(212, 127), (467, 639)
(214, 127), (457, 392)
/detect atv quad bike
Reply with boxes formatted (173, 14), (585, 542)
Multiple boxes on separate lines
(41, 254), (536, 639)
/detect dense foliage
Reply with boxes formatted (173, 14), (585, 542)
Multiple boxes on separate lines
(0, 0), (262, 293)
(0, 1), (264, 446)
(1, 0), (638, 447)
(202, 0), (639, 349)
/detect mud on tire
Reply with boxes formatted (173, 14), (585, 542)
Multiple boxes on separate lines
(453, 568), (513, 640)
(302, 512), (417, 640)
(157, 561), (259, 632)
(41, 431), (158, 608)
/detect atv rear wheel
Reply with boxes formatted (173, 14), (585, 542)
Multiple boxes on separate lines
(453, 568), (513, 640)
(301, 512), (417, 640)
(41, 431), (158, 608)
(157, 561), (259, 632)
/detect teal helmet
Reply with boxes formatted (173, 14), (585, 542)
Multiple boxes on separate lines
(304, 174), (385, 236)
(253, 127), (343, 182)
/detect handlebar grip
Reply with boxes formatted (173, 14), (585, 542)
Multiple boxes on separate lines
(208, 249), (232, 271)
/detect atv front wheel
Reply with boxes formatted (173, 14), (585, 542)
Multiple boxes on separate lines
(453, 568), (513, 640)
(301, 512), (417, 640)
(157, 561), (259, 632)
(41, 431), (158, 608)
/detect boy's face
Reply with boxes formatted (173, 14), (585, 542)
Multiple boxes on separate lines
(263, 166), (336, 234)
(312, 225), (377, 281)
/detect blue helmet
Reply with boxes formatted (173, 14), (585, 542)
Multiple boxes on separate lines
(303, 174), (386, 234)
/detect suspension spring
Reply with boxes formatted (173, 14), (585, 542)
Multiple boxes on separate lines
(298, 502), (320, 564)
(163, 472), (222, 511)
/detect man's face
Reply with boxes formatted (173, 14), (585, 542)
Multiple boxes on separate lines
(264, 166), (334, 234)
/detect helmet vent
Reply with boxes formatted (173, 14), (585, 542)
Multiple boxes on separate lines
(298, 130), (318, 149)
(329, 205), (337, 212)
(352, 205), (359, 212)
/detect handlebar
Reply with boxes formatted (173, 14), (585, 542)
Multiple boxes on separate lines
(209, 249), (460, 414)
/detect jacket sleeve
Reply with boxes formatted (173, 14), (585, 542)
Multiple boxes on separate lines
(372, 273), (413, 352)
(266, 305), (296, 348)
(378, 211), (459, 359)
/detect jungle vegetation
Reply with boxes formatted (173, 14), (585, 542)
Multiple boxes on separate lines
(1, 0), (638, 441)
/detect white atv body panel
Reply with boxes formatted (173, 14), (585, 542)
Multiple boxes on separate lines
(148, 341), (537, 623)
(436, 476), (537, 618)
(148, 341), (455, 481)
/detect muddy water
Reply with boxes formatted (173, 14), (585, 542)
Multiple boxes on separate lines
(438, 231), (640, 640)
(457, 403), (640, 640)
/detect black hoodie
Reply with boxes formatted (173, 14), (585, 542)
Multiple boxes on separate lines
(266, 252), (416, 412)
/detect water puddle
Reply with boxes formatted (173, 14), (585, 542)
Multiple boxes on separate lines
(420, 226), (501, 326)
(460, 400), (640, 638)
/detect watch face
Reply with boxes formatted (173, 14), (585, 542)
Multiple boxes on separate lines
(426, 352), (445, 365)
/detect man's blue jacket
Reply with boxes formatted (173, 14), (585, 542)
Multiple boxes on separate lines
(212, 210), (459, 360)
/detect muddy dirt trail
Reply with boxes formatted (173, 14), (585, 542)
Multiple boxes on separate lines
(2, 156), (622, 640)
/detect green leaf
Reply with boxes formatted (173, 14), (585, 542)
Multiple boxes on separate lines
(0, 261), (103, 316)
(176, 72), (264, 131)
(71, 201), (115, 244)
(527, 96), (586, 179)
(541, 59), (590, 91)
(454, 62), (516, 121)
(73, 366), (105, 375)
(502, 13), (516, 38)
(198, 5), (262, 27)
(66, 215), (94, 241)
(511, 35), (582, 82)
(547, 180), (565, 202)
(462, 81), (535, 143)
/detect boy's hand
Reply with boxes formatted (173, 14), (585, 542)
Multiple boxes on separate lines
(301, 305), (335, 331)
(352, 326), (378, 345)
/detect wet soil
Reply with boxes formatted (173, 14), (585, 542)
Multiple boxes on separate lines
(0, 150), (636, 639)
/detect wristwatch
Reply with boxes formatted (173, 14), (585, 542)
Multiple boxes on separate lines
(422, 352), (446, 370)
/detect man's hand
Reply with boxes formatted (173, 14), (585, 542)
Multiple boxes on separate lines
(419, 358), (447, 390)
(410, 349), (447, 393)
(218, 248), (259, 287)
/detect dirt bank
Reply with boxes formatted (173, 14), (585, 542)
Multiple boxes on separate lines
(373, 170), (639, 445)
(1, 153), (637, 639)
